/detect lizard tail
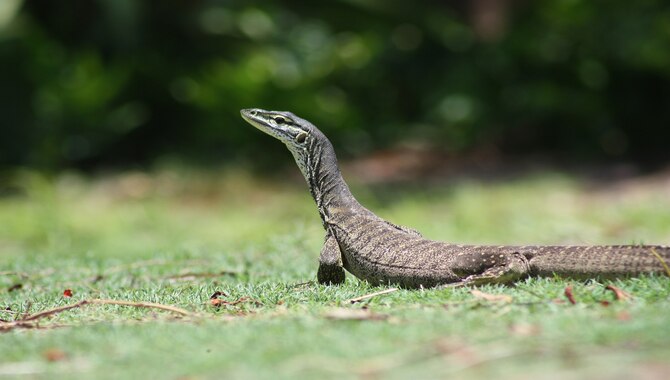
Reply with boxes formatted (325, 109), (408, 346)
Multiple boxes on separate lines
(649, 246), (670, 276)
(527, 245), (670, 278)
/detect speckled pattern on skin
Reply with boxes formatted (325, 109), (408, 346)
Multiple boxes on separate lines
(241, 108), (670, 288)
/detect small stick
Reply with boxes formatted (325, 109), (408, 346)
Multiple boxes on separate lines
(349, 288), (398, 304)
(22, 300), (90, 321)
(650, 248), (670, 277)
(22, 298), (192, 322)
(89, 299), (192, 316)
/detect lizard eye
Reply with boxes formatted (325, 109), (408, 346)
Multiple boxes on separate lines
(273, 116), (288, 125)
(295, 132), (308, 143)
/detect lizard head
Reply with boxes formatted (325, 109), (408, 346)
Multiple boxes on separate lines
(241, 108), (356, 212)
(240, 108), (313, 148)
(241, 108), (324, 180)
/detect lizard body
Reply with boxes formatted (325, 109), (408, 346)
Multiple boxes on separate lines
(241, 108), (670, 288)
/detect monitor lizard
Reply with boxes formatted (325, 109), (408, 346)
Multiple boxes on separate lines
(241, 108), (670, 288)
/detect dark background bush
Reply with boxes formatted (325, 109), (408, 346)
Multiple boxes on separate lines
(1, 0), (669, 171)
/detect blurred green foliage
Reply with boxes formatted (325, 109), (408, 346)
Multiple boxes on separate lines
(1, 0), (669, 170)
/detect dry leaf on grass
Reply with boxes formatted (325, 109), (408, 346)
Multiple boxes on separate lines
(564, 286), (577, 305)
(209, 291), (229, 300)
(605, 285), (632, 301)
(209, 292), (262, 307)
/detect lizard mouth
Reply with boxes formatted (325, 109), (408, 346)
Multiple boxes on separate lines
(241, 108), (283, 136)
(240, 108), (301, 143)
(241, 108), (271, 130)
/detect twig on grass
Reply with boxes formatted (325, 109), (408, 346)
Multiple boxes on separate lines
(17, 298), (192, 323)
(1, 298), (194, 331)
(348, 288), (399, 304)
(93, 299), (192, 316)
(51, 299), (187, 321)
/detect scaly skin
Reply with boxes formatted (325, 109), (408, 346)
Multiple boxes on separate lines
(241, 108), (670, 288)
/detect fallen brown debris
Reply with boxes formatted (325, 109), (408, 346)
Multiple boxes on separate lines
(209, 290), (229, 299)
(605, 285), (632, 301)
(564, 286), (577, 305)
(43, 348), (68, 362)
(0, 298), (193, 332)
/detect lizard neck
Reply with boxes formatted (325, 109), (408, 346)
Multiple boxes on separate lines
(293, 135), (364, 228)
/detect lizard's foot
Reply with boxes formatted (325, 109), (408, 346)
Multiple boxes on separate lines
(318, 233), (346, 285)
(317, 263), (346, 285)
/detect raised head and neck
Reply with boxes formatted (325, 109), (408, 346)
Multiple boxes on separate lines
(240, 108), (361, 226)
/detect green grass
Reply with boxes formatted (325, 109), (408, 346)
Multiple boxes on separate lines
(1, 167), (669, 379)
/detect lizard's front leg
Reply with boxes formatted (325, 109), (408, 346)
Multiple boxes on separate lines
(317, 233), (346, 285)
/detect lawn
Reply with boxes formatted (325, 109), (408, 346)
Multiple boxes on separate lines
(1, 166), (669, 379)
